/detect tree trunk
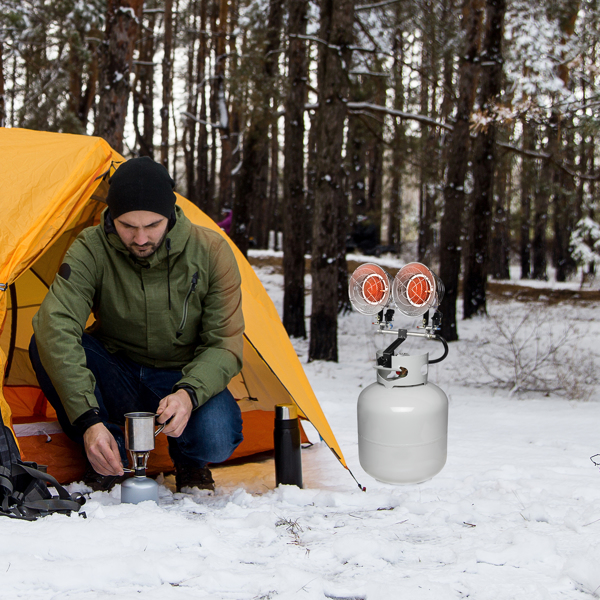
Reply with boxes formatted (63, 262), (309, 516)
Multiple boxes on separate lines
(228, 0), (241, 211)
(183, 1), (199, 199)
(365, 66), (386, 235)
(169, 7), (181, 181)
(347, 114), (368, 230)
(195, 0), (209, 210)
(388, 119), (404, 251)
(0, 41), (5, 128)
(519, 117), (535, 279)
(553, 118), (577, 281)
(463, 0), (506, 319)
(17, 12), (50, 131)
(216, 0), (232, 214)
(417, 0), (438, 265)
(438, 0), (484, 341)
(417, 148), (437, 264)
(261, 0), (284, 247)
(388, 15), (406, 253)
(234, 125), (266, 256)
(80, 41), (99, 131)
(67, 32), (98, 133)
(268, 120), (279, 245)
(160, 0), (173, 167)
(366, 127), (384, 227)
(550, 1), (580, 281)
(234, 0), (283, 250)
(532, 119), (556, 281)
(207, 0), (219, 218)
(133, 7), (156, 158)
(9, 43), (17, 127)
(222, 0), (242, 213)
(96, 0), (144, 153)
(337, 180), (352, 315)
(309, 0), (354, 362)
(282, 0), (309, 338)
(305, 109), (318, 255)
(236, 117), (268, 251)
(489, 143), (511, 280)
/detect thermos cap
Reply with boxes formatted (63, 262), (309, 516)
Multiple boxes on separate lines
(275, 403), (297, 420)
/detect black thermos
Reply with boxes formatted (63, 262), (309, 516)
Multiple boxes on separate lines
(274, 403), (303, 488)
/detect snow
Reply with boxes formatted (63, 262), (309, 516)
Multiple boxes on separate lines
(2, 264), (600, 599)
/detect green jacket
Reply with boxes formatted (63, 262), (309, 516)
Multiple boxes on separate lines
(32, 206), (244, 424)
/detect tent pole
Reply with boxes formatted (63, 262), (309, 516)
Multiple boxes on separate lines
(4, 283), (17, 380)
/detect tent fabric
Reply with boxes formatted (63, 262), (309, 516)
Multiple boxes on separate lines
(0, 127), (346, 483)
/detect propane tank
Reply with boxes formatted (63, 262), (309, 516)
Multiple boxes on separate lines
(357, 351), (448, 484)
(349, 261), (449, 485)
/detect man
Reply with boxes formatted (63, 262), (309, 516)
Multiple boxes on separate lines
(29, 157), (244, 492)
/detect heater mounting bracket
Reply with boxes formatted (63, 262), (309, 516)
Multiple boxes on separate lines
(377, 329), (407, 368)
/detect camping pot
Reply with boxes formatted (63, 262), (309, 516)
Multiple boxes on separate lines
(274, 403), (303, 488)
(124, 412), (165, 452)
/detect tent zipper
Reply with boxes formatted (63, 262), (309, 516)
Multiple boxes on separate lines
(176, 272), (198, 338)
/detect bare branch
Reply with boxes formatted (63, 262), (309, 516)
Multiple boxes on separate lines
(355, 0), (402, 11)
(289, 33), (394, 57)
(346, 102), (452, 130)
(289, 33), (334, 49)
(498, 142), (600, 181)
(349, 70), (390, 77)
(180, 111), (222, 129)
(348, 45), (394, 57)
(497, 141), (550, 160)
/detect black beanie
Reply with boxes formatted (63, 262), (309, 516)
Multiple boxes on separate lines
(106, 157), (176, 219)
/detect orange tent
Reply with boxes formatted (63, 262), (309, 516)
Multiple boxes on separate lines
(0, 128), (346, 483)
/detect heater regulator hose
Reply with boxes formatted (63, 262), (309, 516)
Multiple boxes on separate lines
(428, 335), (449, 364)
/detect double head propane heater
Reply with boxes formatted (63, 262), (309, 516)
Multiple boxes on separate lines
(349, 262), (449, 485)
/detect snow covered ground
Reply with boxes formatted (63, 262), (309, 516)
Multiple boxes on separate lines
(2, 260), (600, 600)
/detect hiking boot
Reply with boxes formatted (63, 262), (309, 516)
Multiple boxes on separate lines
(175, 464), (215, 492)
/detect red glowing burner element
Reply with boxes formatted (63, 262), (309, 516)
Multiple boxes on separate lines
(362, 274), (387, 305)
(406, 274), (432, 307)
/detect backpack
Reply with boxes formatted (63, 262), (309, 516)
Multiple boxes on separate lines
(0, 410), (85, 520)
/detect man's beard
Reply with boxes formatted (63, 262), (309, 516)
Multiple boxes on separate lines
(126, 229), (168, 258)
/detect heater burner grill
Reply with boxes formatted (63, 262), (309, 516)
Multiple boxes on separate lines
(362, 273), (389, 305)
(406, 274), (433, 307)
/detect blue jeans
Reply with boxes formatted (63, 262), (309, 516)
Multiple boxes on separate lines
(29, 333), (243, 469)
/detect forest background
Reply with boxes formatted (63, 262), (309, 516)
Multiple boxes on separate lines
(0, 0), (598, 361)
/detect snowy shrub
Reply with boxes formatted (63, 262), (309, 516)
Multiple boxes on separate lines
(464, 306), (598, 401)
(571, 217), (600, 271)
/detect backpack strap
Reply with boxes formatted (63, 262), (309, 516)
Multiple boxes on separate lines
(13, 462), (85, 513)
(0, 462), (85, 519)
(1, 413), (84, 520)
(0, 465), (15, 512)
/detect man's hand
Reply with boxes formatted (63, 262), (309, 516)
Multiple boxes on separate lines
(83, 423), (124, 476)
(156, 389), (193, 437)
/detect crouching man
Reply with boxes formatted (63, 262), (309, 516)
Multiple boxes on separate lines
(29, 157), (244, 492)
